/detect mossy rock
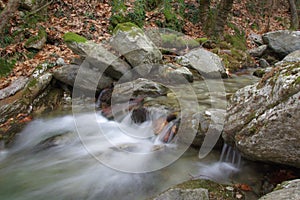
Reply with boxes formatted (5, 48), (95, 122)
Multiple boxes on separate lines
(25, 27), (47, 50)
(174, 179), (239, 200)
(112, 22), (143, 37)
(63, 32), (87, 43)
(161, 33), (199, 50)
(253, 69), (266, 78)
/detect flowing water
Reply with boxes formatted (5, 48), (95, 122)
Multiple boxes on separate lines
(0, 73), (262, 199)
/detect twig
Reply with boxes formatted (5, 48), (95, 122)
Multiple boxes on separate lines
(26, 0), (54, 17)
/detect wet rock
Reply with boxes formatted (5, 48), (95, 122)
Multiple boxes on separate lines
(248, 45), (268, 57)
(66, 40), (131, 80)
(153, 188), (208, 200)
(34, 132), (74, 151)
(131, 107), (149, 123)
(223, 62), (300, 168)
(53, 63), (114, 92)
(152, 179), (241, 200)
(111, 22), (162, 67)
(259, 179), (300, 200)
(262, 30), (300, 58)
(0, 77), (28, 100)
(177, 48), (227, 78)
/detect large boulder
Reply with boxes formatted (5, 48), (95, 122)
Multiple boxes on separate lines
(275, 50), (300, 66)
(177, 48), (227, 78)
(262, 30), (300, 58)
(259, 179), (300, 200)
(110, 22), (162, 67)
(153, 188), (209, 200)
(53, 63), (114, 92)
(223, 62), (300, 168)
(64, 33), (131, 80)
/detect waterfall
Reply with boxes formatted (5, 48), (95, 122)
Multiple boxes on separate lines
(219, 143), (241, 168)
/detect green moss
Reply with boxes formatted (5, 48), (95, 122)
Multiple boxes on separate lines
(112, 22), (143, 37)
(195, 37), (208, 44)
(63, 32), (87, 43)
(253, 69), (266, 78)
(161, 33), (199, 50)
(294, 76), (300, 85)
(0, 58), (16, 77)
(249, 126), (257, 135)
(25, 27), (47, 47)
(27, 78), (38, 88)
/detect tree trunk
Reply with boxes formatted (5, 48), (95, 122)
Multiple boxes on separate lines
(213, 0), (234, 38)
(199, 0), (210, 22)
(0, 0), (19, 35)
(288, 0), (299, 30)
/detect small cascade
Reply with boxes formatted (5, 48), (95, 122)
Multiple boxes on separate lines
(219, 143), (241, 168)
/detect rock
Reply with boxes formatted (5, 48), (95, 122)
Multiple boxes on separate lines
(0, 72), (53, 124)
(152, 179), (240, 200)
(53, 63), (114, 92)
(262, 30), (300, 58)
(253, 69), (266, 78)
(56, 58), (65, 66)
(65, 38), (131, 80)
(110, 22), (162, 67)
(159, 64), (193, 83)
(259, 179), (300, 200)
(248, 45), (268, 57)
(259, 58), (270, 68)
(25, 28), (47, 50)
(275, 50), (300, 66)
(112, 78), (168, 103)
(131, 107), (149, 123)
(223, 62), (300, 168)
(0, 77), (28, 100)
(248, 32), (264, 45)
(178, 48), (227, 78)
(153, 188), (209, 200)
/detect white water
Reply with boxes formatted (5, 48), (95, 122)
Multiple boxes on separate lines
(0, 112), (191, 200)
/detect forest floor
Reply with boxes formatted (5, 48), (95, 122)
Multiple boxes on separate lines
(0, 0), (291, 89)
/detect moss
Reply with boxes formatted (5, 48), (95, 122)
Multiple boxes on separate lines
(161, 33), (199, 50)
(175, 179), (237, 200)
(63, 32), (87, 43)
(25, 27), (47, 47)
(195, 37), (208, 44)
(0, 58), (16, 77)
(112, 22), (143, 36)
(253, 69), (266, 78)
(249, 126), (257, 135)
(294, 76), (300, 85)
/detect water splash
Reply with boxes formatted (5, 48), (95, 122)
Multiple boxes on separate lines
(219, 143), (241, 168)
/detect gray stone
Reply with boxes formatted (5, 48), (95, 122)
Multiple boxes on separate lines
(223, 62), (300, 168)
(180, 48), (227, 78)
(53, 63), (114, 92)
(110, 23), (162, 67)
(248, 33), (264, 45)
(0, 72), (53, 124)
(67, 41), (131, 80)
(262, 30), (300, 57)
(248, 45), (268, 57)
(259, 58), (270, 68)
(275, 50), (300, 66)
(259, 179), (300, 200)
(159, 64), (193, 83)
(112, 78), (168, 103)
(0, 77), (28, 100)
(153, 188), (209, 200)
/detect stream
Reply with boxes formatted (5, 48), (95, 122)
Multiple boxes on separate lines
(0, 72), (262, 200)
